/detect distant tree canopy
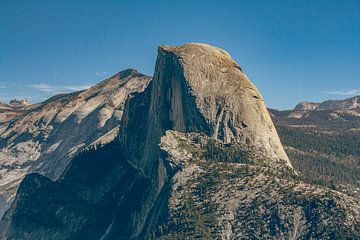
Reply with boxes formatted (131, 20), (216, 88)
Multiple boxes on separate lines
(277, 126), (360, 158)
(276, 126), (360, 194)
(202, 139), (251, 164)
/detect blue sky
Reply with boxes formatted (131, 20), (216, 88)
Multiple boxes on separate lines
(1, 0), (359, 109)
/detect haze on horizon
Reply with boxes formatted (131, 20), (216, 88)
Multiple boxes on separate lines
(1, 0), (359, 110)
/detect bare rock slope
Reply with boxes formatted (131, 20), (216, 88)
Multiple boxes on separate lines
(294, 102), (320, 111)
(0, 69), (150, 217)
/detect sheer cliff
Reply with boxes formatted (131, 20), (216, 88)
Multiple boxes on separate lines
(0, 43), (359, 239)
(158, 44), (291, 167)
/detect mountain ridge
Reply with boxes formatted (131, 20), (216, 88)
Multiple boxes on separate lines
(0, 69), (150, 217)
(293, 95), (360, 111)
(0, 43), (359, 239)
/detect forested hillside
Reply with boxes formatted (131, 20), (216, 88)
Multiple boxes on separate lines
(270, 108), (360, 196)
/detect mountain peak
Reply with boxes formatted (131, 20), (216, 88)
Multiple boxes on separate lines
(159, 43), (242, 72)
(156, 43), (291, 168)
(117, 68), (140, 78)
(294, 101), (320, 110)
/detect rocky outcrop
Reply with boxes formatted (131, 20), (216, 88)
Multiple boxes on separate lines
(151, 130), (360, 239)
(159, 44), (291, 167)
(8, 99), (31, 108)
(139, 114), (360, 238)
(0, 69), (150, 217)
(294, 102), (319, 111)
(0, 98), (31, 112)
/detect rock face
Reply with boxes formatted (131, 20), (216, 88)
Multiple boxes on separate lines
(159, 43), (291, 167)
(0, 69), (150, 217)
(8, 99), (31, 108)
(294, 102), (319, 111)
(1, 43), (358, 239)
(0, 99), (31, 113)
(0, 141), (152, 240)
(0, 100), (33, 123)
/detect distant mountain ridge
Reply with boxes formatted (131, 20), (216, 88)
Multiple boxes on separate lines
(0, 99), (31, 109)
(270, 96), (360, 198)
(294, 96), (360, 111)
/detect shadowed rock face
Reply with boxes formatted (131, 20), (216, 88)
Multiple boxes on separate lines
(0, 141), (155, 240)
(0, 43), (311, 239)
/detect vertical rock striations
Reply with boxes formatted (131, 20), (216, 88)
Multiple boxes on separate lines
(157, 43), (291, 167)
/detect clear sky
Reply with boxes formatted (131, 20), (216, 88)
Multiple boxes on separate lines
(1, 0), (359, 109)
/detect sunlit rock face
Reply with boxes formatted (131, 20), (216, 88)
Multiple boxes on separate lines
(294, 102), (320, 111)
(158, 43), (291, 167)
